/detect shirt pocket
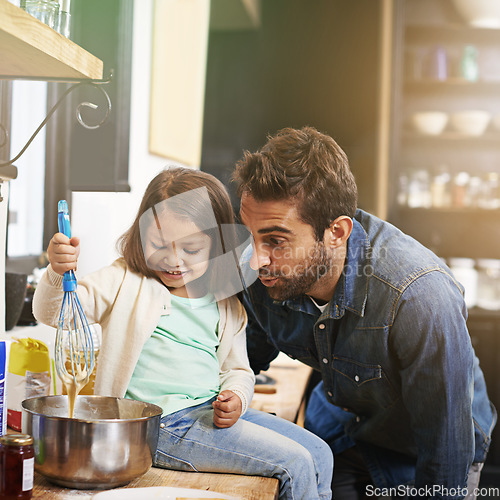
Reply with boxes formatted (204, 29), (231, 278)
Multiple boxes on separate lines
(331, 356), (398, 411)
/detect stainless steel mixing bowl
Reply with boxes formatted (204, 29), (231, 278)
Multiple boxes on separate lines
(22, 395), (162, 489)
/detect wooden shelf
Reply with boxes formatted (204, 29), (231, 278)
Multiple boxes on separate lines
(0, 0), (103, 80)
(403, 131), (500, 144)
(468, 307), (500, 320)
(404, 79), (500, 93)
(406, 24), (500, 43)
(398, 206), (500, 215)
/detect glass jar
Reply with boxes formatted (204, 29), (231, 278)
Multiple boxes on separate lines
(431, 167), (451, 208)
(425, 45), (448, 81)
(461, 45), (479, 82)
(467, 176), (483, 208)
(451, 172), (470, 208)
(479, 172), (500, 210)
(477, 259), (500, 310)
(407, 169), (431, 208)
(0, 434), (34, 500)
(397, 174), (409, 206)
(56, 0), (71, 38)
(20, 0), (59, 29)
(449, 258), (478, 309)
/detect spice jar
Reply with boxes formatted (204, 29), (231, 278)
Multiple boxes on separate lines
(0, 434), (34, 499)
(479, 172), (500, 210)
(431, 167), (451, 208)
(21, 0), (60, 29)
(451, 172), (470, 208)
(425, 45), (448, 81)
(461, 45), (479, 82)
(397, 174), (409, 206)
(467, 176), (482, 208)
(407, 169), (431, 208)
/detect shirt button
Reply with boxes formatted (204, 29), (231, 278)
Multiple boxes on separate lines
(160, 423), (165, 429)
(322, 358), (328, 364)
(318, 323), (326, 330)
(327, 391), (333, 397)
(354, 375), (360, 382)
(356, 416), (360, 423)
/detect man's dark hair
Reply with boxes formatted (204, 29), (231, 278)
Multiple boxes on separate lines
(232, 126), (358, 240)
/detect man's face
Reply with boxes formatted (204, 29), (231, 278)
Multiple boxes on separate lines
(239, 194), (333, 301)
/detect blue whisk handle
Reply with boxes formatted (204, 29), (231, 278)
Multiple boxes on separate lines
(62, 272), (77, 291)
(58, 200), (71, 239)
(58, 200), (77, 292)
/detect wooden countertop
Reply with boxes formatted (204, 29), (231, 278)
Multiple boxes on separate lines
(33, 467), (279, 499)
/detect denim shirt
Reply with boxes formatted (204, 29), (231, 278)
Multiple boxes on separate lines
(242, 209), (496, 494)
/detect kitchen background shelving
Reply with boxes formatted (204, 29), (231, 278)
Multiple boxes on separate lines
(389, 0), (500, 257)
(389, 0), (500, 471)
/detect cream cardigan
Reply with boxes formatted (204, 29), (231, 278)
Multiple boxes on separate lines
(33, 259), (255, 413)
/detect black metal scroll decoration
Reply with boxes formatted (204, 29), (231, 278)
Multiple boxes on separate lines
(0, 70), (113, 168)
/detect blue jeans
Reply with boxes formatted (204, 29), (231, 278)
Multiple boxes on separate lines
(154, 398), (333, 500)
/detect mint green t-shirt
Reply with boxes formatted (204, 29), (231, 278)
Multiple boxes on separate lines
(125, 293), (220, 416)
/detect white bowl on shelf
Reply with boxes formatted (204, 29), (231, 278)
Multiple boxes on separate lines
(411, 111), (449, 135)
(451, 0), (500, 28)
(449, 110), (491, 136)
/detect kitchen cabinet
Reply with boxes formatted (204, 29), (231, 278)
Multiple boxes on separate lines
(388, 0), (500, 470)
(388, 0), (500, 259)
(201, 0), (384, 210)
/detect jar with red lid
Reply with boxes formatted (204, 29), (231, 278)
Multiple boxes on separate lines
(0, 434), (34, 499)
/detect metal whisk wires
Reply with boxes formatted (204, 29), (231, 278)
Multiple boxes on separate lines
(54, 200), (95, 388)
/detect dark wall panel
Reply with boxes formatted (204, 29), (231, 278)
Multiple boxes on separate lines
(201, 0), (382, 212)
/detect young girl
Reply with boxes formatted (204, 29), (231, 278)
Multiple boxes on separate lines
(33, 167), (333, 500)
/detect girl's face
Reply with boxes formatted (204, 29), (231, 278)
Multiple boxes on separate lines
(144, 213), (212, 298)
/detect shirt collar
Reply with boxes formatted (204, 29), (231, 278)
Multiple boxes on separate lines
(336, 214), (371, 318)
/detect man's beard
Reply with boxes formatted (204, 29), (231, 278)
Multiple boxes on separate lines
(263, 241), (333, 301)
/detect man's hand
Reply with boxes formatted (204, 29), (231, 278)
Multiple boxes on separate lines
(47, 233), (80, 276)
(212, 390), (242, 428)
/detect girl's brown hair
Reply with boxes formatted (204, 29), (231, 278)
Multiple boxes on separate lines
(118, 167), (237, 291)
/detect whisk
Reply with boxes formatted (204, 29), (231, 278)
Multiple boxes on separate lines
(54, 200), (95, 391)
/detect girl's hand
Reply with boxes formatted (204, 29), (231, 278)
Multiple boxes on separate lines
(212, 390), (242, 428)
(47, 233), (81, 276)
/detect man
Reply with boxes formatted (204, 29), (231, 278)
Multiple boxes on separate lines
(232, 126), (496, 499)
